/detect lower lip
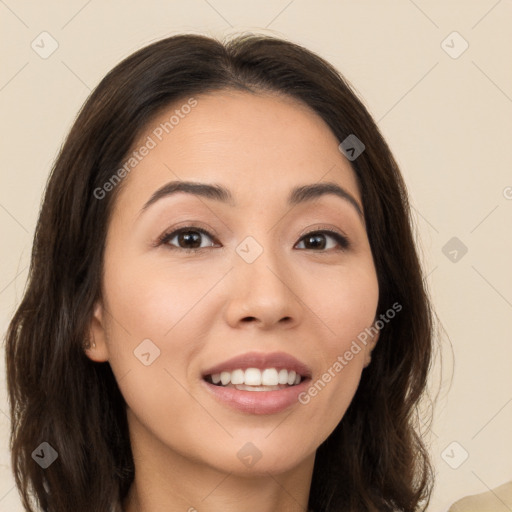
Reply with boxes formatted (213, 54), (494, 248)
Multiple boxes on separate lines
(201, 378), (311, 415)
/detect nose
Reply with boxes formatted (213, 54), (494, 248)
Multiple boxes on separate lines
(223, 242), (304, 331)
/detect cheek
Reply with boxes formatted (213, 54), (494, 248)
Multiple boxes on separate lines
(101, 253), (214, 401)
(308, 257), (379, 350)
(101, 255), (215, 444)
(103, 249), (219, 342)
(296, 260), (378, 430)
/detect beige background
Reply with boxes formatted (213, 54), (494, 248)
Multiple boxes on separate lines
(1, 1), (511, 510)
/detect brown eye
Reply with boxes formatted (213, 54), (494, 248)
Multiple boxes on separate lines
(159, 227), (217, 252)
(295, 230), (350, 251)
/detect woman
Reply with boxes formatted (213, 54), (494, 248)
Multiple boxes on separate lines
(5, 33), (435, 511)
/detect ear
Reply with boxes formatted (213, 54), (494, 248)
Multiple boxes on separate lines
(84, 299), (110, 362)
(363, 325), (380, 368)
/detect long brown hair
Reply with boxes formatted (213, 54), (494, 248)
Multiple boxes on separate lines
(5, 33), (435, 511)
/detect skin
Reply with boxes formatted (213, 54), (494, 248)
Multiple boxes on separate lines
(86, 90), (380, 512)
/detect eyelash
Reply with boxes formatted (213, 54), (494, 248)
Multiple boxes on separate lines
(155, 225), (350, 253)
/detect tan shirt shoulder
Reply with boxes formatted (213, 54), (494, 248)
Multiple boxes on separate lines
(448, 481), (512, 511)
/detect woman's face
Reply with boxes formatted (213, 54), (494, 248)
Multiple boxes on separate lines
(87, 90), (379, 476)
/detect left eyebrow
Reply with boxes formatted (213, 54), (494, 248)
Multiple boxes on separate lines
(289, 182), (364, 220)
(139, 180), (364, 221)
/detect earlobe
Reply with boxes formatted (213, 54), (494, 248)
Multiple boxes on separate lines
(363, 328), (380, 368)
(84, 300), (110, 362)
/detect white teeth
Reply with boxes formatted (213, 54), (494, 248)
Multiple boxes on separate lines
(244, 368), (261, 386)
(230, 369), (245, 385)
(207, 367), (303, 387)
(278, 369), (289, 385)
(231, 384), (282, 392)
(261, 368), (279, 386)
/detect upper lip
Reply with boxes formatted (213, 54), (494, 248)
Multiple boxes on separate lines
(201, 351), (312, 379)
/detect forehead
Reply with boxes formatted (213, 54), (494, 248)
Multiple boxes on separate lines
(115, 89), (361, 213)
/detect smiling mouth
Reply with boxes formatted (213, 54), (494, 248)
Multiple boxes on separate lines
(204, 367), (305, 392)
